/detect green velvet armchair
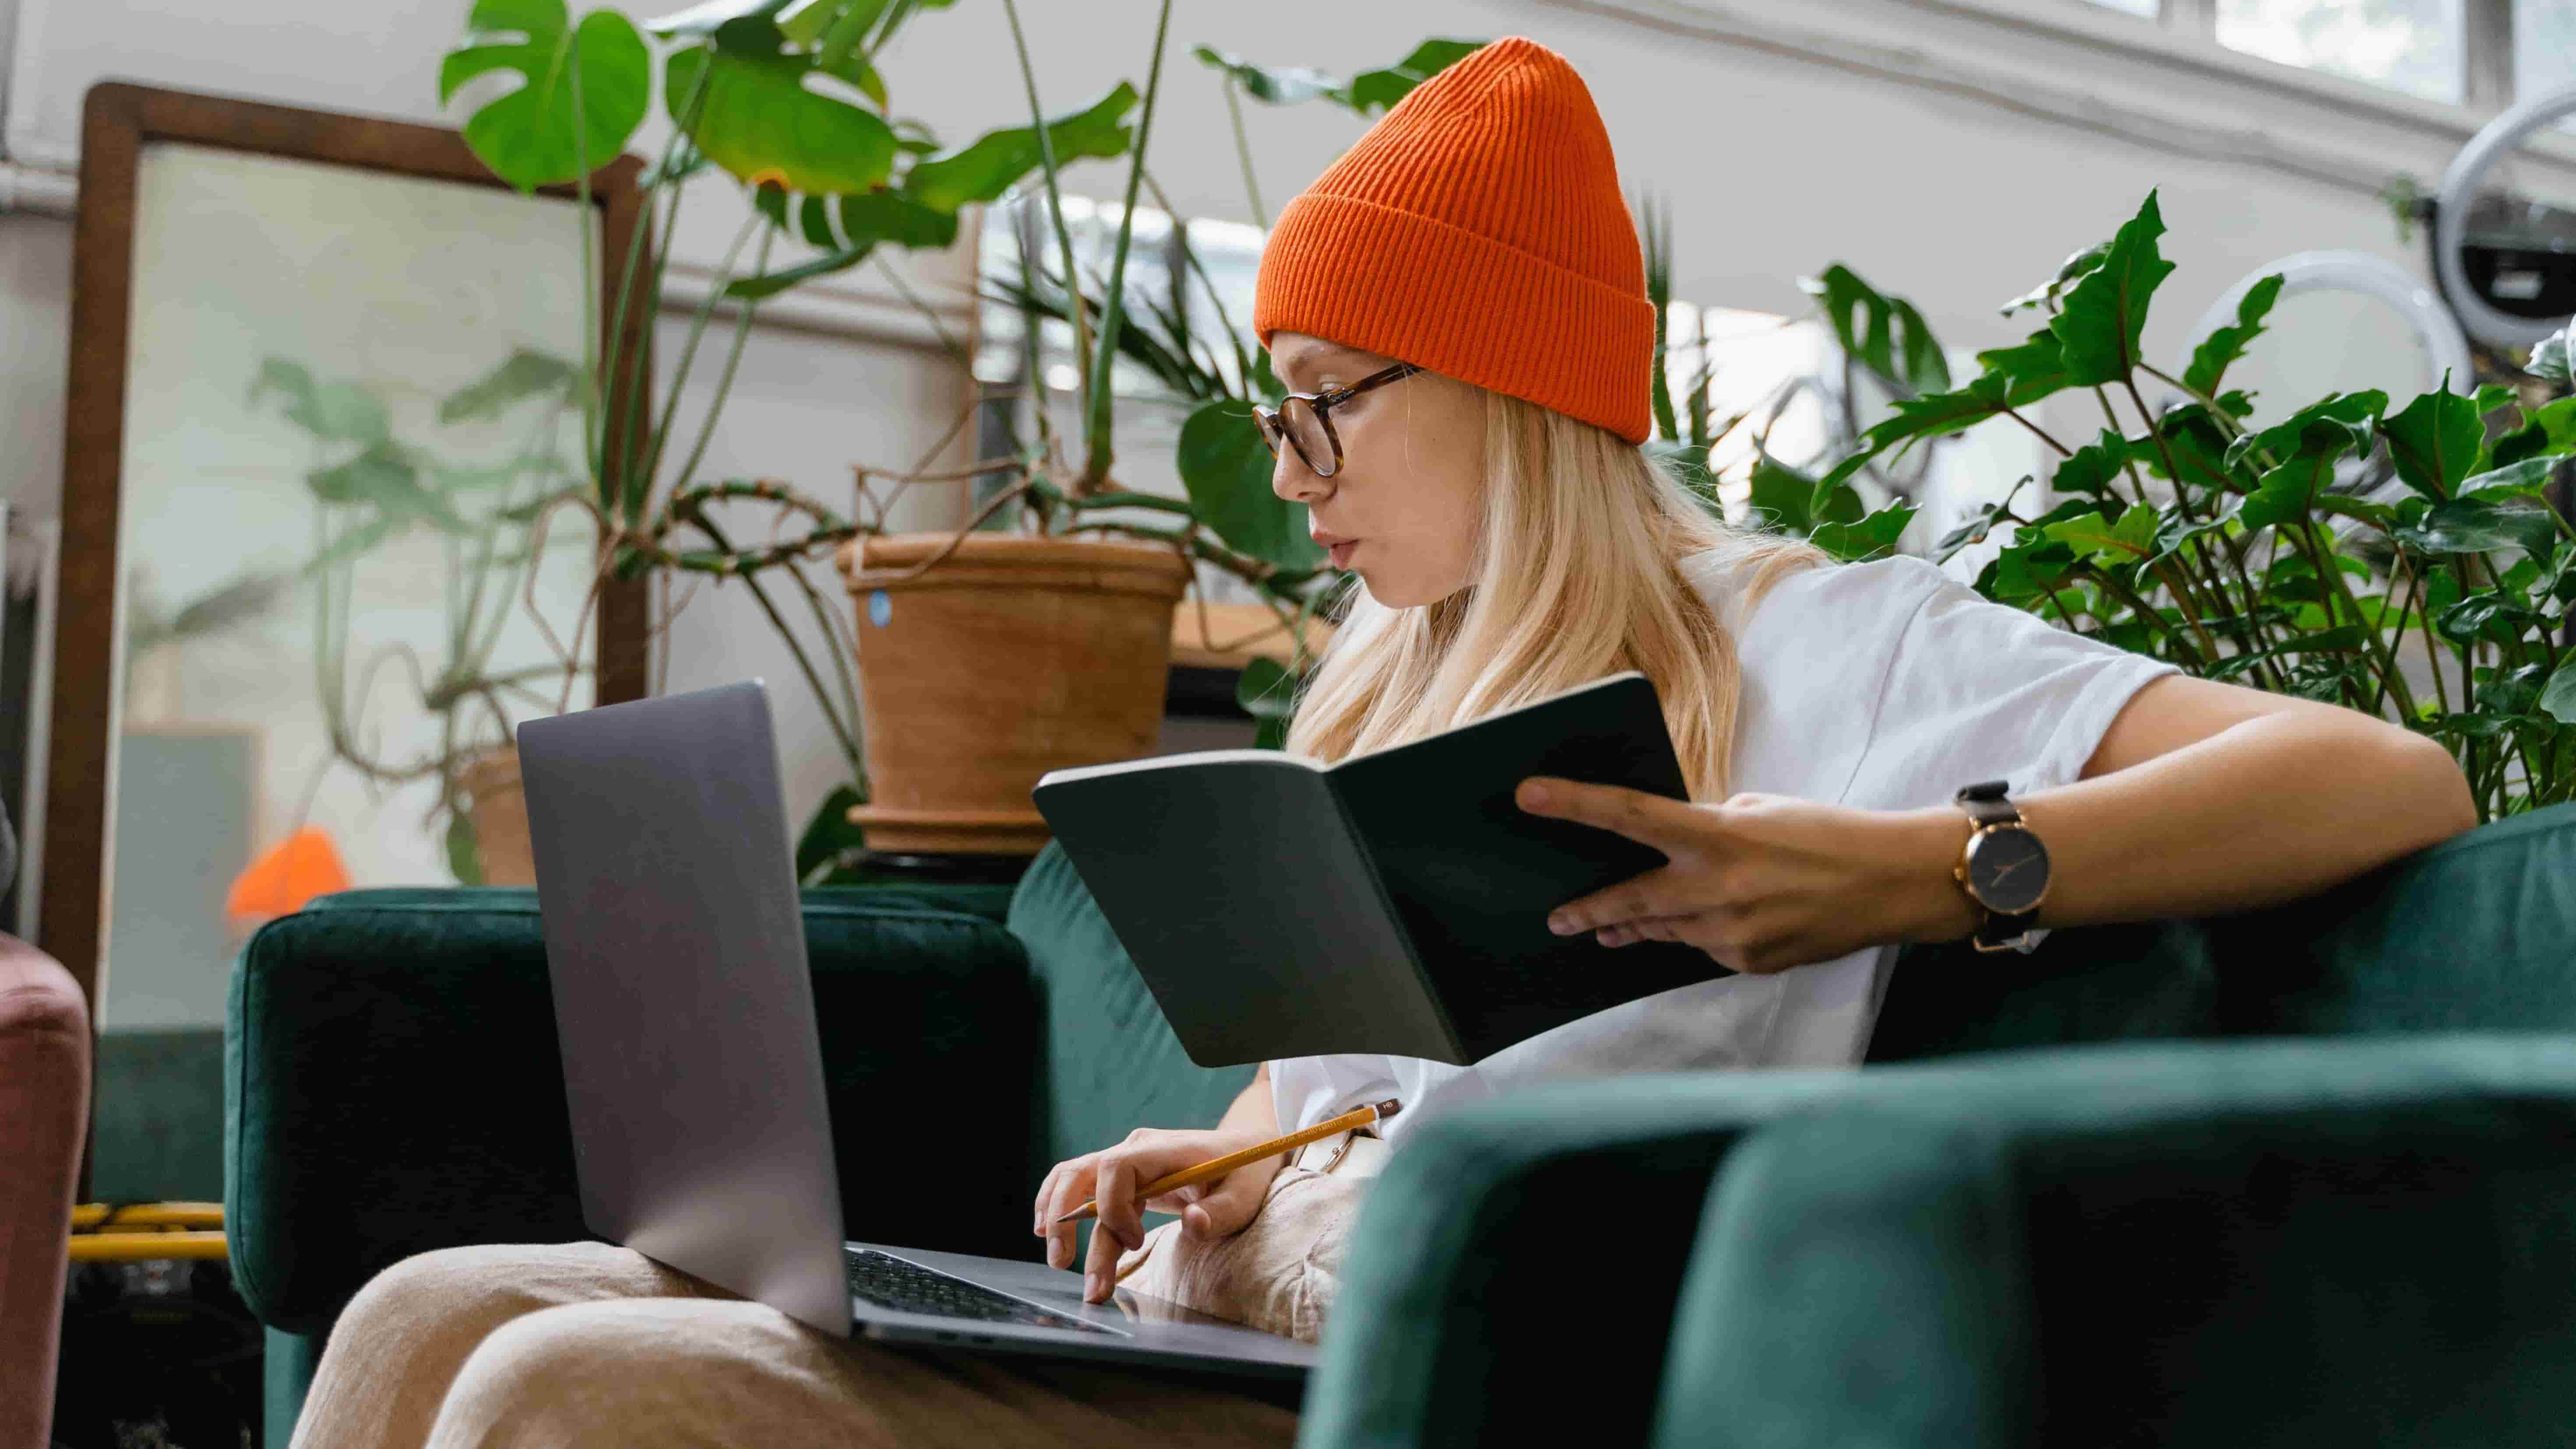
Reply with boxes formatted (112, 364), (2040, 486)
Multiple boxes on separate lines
(228, 804), (2576, 1447)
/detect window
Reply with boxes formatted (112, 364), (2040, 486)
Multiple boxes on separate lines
(2071, 0), (2526, 109)
(2215, 0), (2466, 104)
(2514, 0), (2576, 116)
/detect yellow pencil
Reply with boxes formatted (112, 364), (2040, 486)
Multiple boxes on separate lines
(1056, 1098), (1402, 1224)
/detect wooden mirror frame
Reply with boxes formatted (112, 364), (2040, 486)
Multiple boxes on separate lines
(42, 81), (652, 1020)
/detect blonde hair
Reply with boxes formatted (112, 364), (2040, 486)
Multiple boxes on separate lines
(1281, 384), (1833, 802)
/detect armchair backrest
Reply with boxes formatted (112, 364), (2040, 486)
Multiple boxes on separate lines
(1004, 844), (1254, 1181)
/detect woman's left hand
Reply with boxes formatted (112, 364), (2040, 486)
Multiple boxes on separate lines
(1515, 777), (1984, 974)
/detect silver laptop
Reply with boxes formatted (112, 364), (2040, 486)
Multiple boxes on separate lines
(516, 681), (1315, 1378)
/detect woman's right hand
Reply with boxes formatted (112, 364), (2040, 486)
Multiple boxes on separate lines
(1033, 1125), (1289, 1303)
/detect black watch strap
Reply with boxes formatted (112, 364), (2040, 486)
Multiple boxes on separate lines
(1954, 779), (2041, 947)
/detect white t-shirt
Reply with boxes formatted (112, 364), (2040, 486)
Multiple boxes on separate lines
(1269, 549), (2185, 1146)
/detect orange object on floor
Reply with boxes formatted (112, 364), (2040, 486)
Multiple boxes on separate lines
(226, 826), (352, 923)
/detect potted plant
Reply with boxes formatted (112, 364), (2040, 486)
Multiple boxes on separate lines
(1759, 190), (2576, 822)
(436, 0), (1482, 871)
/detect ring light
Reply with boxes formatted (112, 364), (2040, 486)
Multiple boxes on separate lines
(2183, 250), (2474, 402)
(2434, 85), (2576, 350)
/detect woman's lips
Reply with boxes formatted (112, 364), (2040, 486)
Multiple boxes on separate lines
(1329, 540), (1359, 567)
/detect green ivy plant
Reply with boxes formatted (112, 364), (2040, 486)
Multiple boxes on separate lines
(1759, 190), (2576, 823)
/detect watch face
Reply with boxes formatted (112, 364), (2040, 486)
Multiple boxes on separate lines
(1966, 826), (2050, 914)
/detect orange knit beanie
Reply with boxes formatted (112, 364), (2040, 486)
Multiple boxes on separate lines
(1254, 36), (1653, 444)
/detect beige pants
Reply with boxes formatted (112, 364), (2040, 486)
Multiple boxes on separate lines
(288, 1241), (1300, 1449)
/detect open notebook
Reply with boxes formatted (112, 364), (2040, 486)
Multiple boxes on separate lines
(1031, 671), (1733, 1066)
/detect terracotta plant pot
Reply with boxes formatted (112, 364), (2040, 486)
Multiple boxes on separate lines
(458, 747), (537, 887)
(837, 533), (1192, 855)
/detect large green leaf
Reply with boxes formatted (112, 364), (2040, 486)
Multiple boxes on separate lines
(308, 443), (469, 532)
(2042, 504), (2156, 564)
(1177, 400), (1321, 570)
(1802, 264), (1951, 396)
(2381, 388), (2485, 500)
(1192, 45), (1339, 104)
(2529, 328), (2572, 387)
(2238, 437), (2353, 531)
(1971, 330), (2070, 408)
(441, 0), (651, 190)
(1810, 503), (1917, 562)
(2225, 391), (2383, 474)
(1343, 40), (1486, 115)
(2183, 272), (2283, 397)
(2541, 658), (2576, 725)
(2050, 430), (2129, 497)
(1745, 455), (1815, 533)
(250, 360), (391, 444)
(1860, 372), (2013, 452)
(902, 83), (1137, 212)
(441, 348), (581, 424)
(2459, 455), (2563, 498)
(1988, 537), (2078, 600)
(666, 40), (896, 194)
(842, 188), (958, 249)
(1198, 38), (1484, 117)
(1998, 243), (2109, 316)
(2395, 497), (2556, 557)
(2048, 191), (2176, 387)
(1236, 656), (1298, 751)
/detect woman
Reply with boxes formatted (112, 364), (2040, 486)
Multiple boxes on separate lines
(292, 34), (2474, 1448)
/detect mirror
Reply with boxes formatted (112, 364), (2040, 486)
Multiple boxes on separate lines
(43, 84), (648, 1032)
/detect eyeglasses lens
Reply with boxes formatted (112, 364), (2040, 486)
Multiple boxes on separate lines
(1279, 396), (1337, 477)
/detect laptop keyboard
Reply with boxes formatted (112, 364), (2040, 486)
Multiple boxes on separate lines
(845, 1248), (1114, 1335)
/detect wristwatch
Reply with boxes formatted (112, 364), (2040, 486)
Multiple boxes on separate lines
(1950, 779), (2051, 953)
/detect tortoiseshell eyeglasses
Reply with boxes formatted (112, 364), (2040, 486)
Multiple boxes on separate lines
(1252, 362), (1427, 479)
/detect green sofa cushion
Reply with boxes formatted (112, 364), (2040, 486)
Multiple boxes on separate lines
(1007, 842), (1256, 1185)
(1658, 1035), (2576, 1448)
(225, 886), (1034, 1333)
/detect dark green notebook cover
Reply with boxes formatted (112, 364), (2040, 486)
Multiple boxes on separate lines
(1031, 671), (1730, 1066)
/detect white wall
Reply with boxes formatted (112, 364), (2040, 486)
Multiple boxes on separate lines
(4, 0), (2566, 850)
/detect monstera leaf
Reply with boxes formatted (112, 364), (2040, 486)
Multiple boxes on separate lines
(665, 29), (897, 195)
(1177, 400), (1323, 571)
(1195, 39), (1484, 117)
(250, 360), (390, 444)
(902, 83), (1138, 212)
(440, 0), (652, 190)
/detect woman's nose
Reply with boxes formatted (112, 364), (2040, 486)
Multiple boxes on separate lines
(1272, 447), (1326, 504)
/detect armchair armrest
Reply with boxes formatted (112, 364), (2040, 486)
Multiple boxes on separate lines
(1652, 1034), (2576, 1448)
(225, 888), (1034, 1334)
(0, 932), (89, 1449)
(1304, 1035), (2576, 1449)
(1303, 1066), (1874, 1448)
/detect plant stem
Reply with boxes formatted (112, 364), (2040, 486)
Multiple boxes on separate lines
(2300, 520), (2419, 720)
(669, 227), (775, 499)
(2002, 405), (2075, 458)
(2139, 363), (2252, 442)
(1000, 0), (1093, 430)
(640, 210), (764, 520)
(686, 511), (864, 776)
(1081, 0), (1175, 493)
(601, 65), (708, 504)
(2147, 560), (2225, 665)
(1223, 76), (1266, 229)
(571, 35), (599, 488)
(2100, 377), (2282, 683)
(2083, 563), (2202, 666)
